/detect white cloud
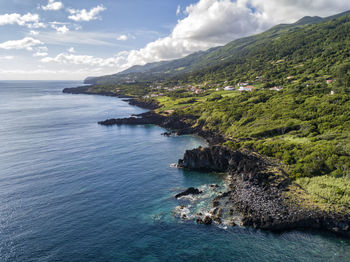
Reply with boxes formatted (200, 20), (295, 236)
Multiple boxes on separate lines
(51, 24), (70, 34)
(37, 31), (125, 46)
(176, 5), (181, 16)
(68, 47), (75, 53)
(41, 0), (63, 11)
(0, 13), (45, 28)
(29, 30), (39, 35)
(117, 34), (128, 41)
(33, 46), (48, 56)
(67, 5), (106, 22)
(0, 37), (43, 51)
(38, 0), (350, 79)
(33, 51), (48, 57)
(8, 0), (350, 81)
(100, 0), (350, 71)
(41, 52), (129, 68)
(115, 0), (267, 67)
(248, 0), (350, 24)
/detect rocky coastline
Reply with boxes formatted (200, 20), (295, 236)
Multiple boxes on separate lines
(63, 87), (350, 238)
(99, 110), (225, 145)
(179, 146), (350, 237)
(63, 86), (160, 110)
(63, 86), (132, 98)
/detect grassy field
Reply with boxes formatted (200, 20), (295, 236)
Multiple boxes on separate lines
(296, 176), (350, 207)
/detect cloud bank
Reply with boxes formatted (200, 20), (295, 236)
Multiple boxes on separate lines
(119, 0), (350, 69)
(4, 0), (350, 80)
(0, 13), (45, 28)
(0, 37), (43, 51)
(67, 5), (106, 22)
(41, 0), (63, 11)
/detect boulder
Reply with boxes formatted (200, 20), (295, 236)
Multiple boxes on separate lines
(175, 187), (202, 198)
(196, 216), (212, 225)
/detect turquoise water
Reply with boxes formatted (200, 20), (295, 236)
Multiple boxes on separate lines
(0, 81), (349, 262)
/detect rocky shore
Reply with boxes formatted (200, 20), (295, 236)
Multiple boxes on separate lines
(63, 87), (350, 238)
(63, 86), (132, 98)
(99, 110), (350, 237)
(178, 146), (350, 237)
(99, 111), (224, 145)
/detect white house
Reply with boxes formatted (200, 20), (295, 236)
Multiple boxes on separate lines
(239, 86), (255, 92)
(224, 86), (235, 91)
(270, 86), (283, 91)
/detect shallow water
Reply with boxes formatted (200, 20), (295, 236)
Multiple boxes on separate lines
(0, 81), (349, 262)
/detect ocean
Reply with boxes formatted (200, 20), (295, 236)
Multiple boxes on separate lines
(0, 81), (349, 262)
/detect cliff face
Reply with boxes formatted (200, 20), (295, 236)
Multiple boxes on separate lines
(177, 145), (350, 237)
(98, 111), (225, 145)
(178, 146), (274, 184)
(64, 85), (350, 237)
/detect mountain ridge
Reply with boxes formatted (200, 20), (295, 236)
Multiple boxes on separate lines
(85, 10), (350, 85)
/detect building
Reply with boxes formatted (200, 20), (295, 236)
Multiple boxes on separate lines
(239, 86), (255, 92)
(270, 86), (283, 91)
(237, 82), (249, 87)
(224, 86), (235, 91)
(326, 79), (336, 84)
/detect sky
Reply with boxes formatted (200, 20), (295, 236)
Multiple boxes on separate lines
(1, 0), (350, 80)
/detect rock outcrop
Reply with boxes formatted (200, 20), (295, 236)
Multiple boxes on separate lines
(175, 187), (202, 198)
(98, 111), (224, 145)
(64, 86), (350, 237)
(177, 145), (350, 237)
(178, 146), (268, 176)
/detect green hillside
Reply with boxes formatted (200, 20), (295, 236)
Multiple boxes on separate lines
(81, 11), (350, 211)
(86, 10), (350, 86)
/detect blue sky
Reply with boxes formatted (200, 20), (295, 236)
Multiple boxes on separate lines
(1, 0), (350, 80)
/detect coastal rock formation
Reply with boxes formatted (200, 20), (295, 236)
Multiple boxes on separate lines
(127, 98), (160, 110)
(196, 216), (213, 225)
(63, 86), (132, 98)
(98, 111), (225, 145)
(175, 187), (202, 199)
(98, 111), (166, 126)
(178, 145), (350, 237)
(63, 85), (350, 238)
(178, 146), (268, 177)
(227, 174), (350, 237)
(63, 87), (159, 110)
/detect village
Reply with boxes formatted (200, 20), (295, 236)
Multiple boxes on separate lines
(143, 80), (283, 98)
(143, 77), (337, 98)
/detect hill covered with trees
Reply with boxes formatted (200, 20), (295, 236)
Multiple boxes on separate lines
(68, 10), (350, 213)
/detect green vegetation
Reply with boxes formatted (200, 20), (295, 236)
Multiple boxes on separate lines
(296, 176), (350, 208)
(83, 11), (350, 209)
(170, 89), (350, 180)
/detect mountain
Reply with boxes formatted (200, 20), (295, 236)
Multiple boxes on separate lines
(85, 10), (350, 86)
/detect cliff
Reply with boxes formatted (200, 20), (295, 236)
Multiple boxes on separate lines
(178, 145), (350, 237)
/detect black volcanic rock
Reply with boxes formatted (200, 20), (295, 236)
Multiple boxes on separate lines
(178, 146), (266, 178)
(196, 216), (212, 225)
(178, 145), (350, 237)
(98, 111), (166, 126)
(127, 98), (160, 110)
(175, 187), (202, 198)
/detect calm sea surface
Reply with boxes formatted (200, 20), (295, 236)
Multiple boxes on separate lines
(0, 81), (349, 262)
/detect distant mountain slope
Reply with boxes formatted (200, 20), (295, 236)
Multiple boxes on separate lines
(86, 10), (350, 85)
